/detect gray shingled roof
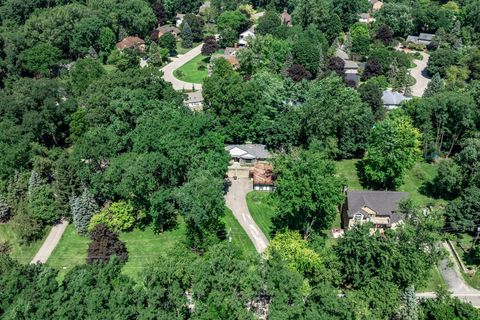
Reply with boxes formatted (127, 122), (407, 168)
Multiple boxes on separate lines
(347, 190), (409, 224)
(335, 48), (349, 60)
(382, 90), (411, 106)
(225, 144), (271, 159)
(344, 59), (359, 69)
(419, 33), (435, 41)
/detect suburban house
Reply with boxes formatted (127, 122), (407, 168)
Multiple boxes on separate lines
(184, 91), (204, 111)
(199, 1), (211, 14)
(405, 33), (435, 46)
(249, 163), (275, 191)
(358, 13), (375, 24)
(335, 48), (360, 75)
(225, 144), (271, 166)
(115, 36), (146, 53)
(341, 190), (409, 230)
(370, 0), (384, 12)
(382, 90), (411, 109)
(175, 13), (185, 27)
(150, 25), (180, 41)
(224, 45), (244, 56)
(239, 27), (256, 46)
(211, 53), (240, 70)
(280, 9), (292, 26)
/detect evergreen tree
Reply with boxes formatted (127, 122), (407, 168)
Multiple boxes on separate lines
(0, 194), (11, 223)
(317, 45), (325, 76)
(28, 170), (42, 197)
(70, 188), (98, 234)
(423, 73), (444, 98)
(343, 34), (352, 55)
(181, 21), (193, 48)
(281, 52), (294, 78)
(396, 285), (418, 320)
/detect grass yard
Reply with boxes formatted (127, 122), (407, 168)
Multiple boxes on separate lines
(335, 159), (444, 207)
(418, 265), (445, 292)
(0, 223), (50, 264)
(246, 191), (276, 240)
(451, 234), (480, 289)
(173, 54), (209, 84)
(176, 41), (201, 55)
(224, 208), (257, 258)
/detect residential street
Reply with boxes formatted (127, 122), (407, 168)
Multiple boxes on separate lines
(161, 43), (204, 91)
(225, 178), (269, 253)
(409, 51), (431, 97)
(31, 219), (69, 264)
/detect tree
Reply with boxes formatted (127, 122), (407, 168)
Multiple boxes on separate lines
(430, 159), (463, 200)
(70, 59), (105, 95)
(445, 187), (480, 233)
(360, 115), (421, 190)
(272, 151), (345, 238)
(181, 21), (193, 48)
(287, 64), (311, 82)
(107, 49), (140, 71)
(327, 56), (345, 78)
(99, 27), (116, 61)
(396, 285), (418, 320)
(153, 1), (167, 26)
(362, 58), (382, 81)
(158, 32), (177, 56)
(11, 212), (44, 245)
(0, 194), (11, 223)
(18, 43), (61, 77)
(86, 224), (128, 264)
(216, 10), (248, 35)
(375, 24), (394, 45)
(376, 2), (413, 37)
(358, 78), (385, 120)
(201, 35), (218, 56)
(332, 0), (369, 30)
(256, 10), (281, 36)
(427, 48), (459, 77)
(423, 73), (444, 98)
(28, 184), (62, 225)
(300, 75), (373, 158)
(350, 23), (370, 57)
(89, 201), (136, 232)
(182, 13), (204, 41)
(70, 188), (98, 234)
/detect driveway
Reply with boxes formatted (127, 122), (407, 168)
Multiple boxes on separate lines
(161, 43), (204, 91)
(409, 51), (431, 97)
(31, 219), (69, 264)
(225, 178), (269, 253)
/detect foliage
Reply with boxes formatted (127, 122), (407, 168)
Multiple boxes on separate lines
(350, 23), (370, 57)
(358, 77), (385, 120)
(89, 201), (136, 233)
(375, 24), (394, 45)
(376, 2), (413, 37)
(327, 56), (345, 78)
(272, 150), (345, 238)
(423, 73), (444, 98)
(70, 188), (98, 234)
(152, 1), (167, 26)
(180, 21), (193, 48)
(445, 187), (480, 233)
(107, 49), (140, 71)
(359, 115), (421, 190)
(18, 43), (61, 77)
(10, 211), (43, 245)
(201, 35), (218, 56)
(0, 194), (11, 222)
(28, 183), (62, 225)
(158, 32), (177, 56)
(182, 13), (204, 42)
(427, 48), (460, 78)
(70, 58), (105, 95)
(362, 58), (382, 81)
(86, 224), (128, 264)
(287, 64), (311, 82)
(216, 10), (248, 34)
(256, 10), (281, 36)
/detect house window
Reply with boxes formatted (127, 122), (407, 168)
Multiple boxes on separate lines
(353, 214), (363, 222)
(244, 159), (253, 164)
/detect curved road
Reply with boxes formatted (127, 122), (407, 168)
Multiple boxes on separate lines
(161, 43), (204, 91)
(409, 51), (430, 97)
(225, 178), (269, 253)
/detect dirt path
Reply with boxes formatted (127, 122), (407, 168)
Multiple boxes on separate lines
(225, 178), (269, 253)
(31, 219), (69, 264)
(161, 44), (203, 91)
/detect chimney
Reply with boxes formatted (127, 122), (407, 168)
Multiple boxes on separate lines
(234, 43), (238, 49)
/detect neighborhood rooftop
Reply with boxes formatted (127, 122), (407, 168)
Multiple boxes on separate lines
(225, 144), (271, 159)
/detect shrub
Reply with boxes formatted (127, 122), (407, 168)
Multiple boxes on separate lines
(11, 212), (44, 245)
(88, 201), (136, 232)
(0, 194), (11, 223)
(87, 224), (128, 264)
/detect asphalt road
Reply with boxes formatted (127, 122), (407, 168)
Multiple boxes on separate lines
(31, 219), (69, 264)
(160, 43), (204, 91)
(410, 51), (431, 97)
(225, 178), (269, 253)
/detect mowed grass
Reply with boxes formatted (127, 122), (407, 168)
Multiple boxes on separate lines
(0, 223), (50, 264)
(418, 265), (446, 292)
(176, 41), (201, 55)
(224, 208), (257, 258)
(246, 191), (276, 240)
(174, 54), (209, 84)
(335, 159), (444, 207)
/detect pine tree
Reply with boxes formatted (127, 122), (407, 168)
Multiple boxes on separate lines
(343, 34), (352, 55)
(281, 52), (293, 77)
(70, 188), (98, 234)
(0, 193), (11, 222)
(28, 170), (42, 197)
(396, 285), (418, 320)
(317, 45), (325, 77)
(330, 37), (340, 51)
(423, 73), (444, 98)
(181, 21), (193, 48)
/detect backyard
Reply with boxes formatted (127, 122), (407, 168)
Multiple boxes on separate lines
(0, 223), (50, 264)
(173, 53), (209, 84)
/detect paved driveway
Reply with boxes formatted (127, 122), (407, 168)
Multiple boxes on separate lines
(31, 219), (69, 264)
(161, 43), (204, 91)
(410, 51), (431, 97)
(225, 178), (269, 253)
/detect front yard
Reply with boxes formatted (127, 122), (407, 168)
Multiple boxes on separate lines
(173, 54), (209, 84)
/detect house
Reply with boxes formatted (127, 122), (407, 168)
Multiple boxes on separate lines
(405, 33), (435, 46)
(341, 190), (409, 230)
(358, 13), (375, 24)
(335, 48), (360, 75)
(175, 13), (185, 27)
(224, 45), (244, 56)
(249, 163), (275, 191)
(199, 1), (211, 14)
(150, 25), (180, 41)
(211, 54), (240, 69)
(381, 90), (411, 109)
(184, 91), (204, 111)
(239, 27), (255, 46)
(335, 48), (349, 60)
(280, 9), (292, 26)
(370, 0), (384, 12)
(225, 144), (271, 166)
(115, 36), (146, 53)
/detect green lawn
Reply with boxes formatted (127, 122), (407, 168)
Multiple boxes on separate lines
(246, 191), (276, 240)
(176, 41), (201, 55)
(173, 54), (209, 84)
(418, 265), (446, 292)
(224, 208), (257, 258)
(0, 223), (50, 264)
(451, 234), (480, 289)
(335, 159), (444, 207)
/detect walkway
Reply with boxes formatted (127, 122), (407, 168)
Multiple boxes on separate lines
(161, 43), (204, 91)
(225, 178), (269, 253)
(409, 51), (431, 97)
(31, 219), (69, 264)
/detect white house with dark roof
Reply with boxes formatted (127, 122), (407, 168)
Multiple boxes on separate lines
(382, 90), (412, 109)
(225, 144), (270, 166)
(341, 190), (409, 230)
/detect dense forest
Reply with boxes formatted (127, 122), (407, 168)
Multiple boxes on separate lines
(1, 0), (480, 319)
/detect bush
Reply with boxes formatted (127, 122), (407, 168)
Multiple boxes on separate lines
(11, 212), (44, 245)
(0, 194), (11, 223)
(403, 42), (426, 51)
(87, 224), (128, 264)
(0, 240), (11, 255)
(88, 201), (136, 232)
(28, 185), (62, 225)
